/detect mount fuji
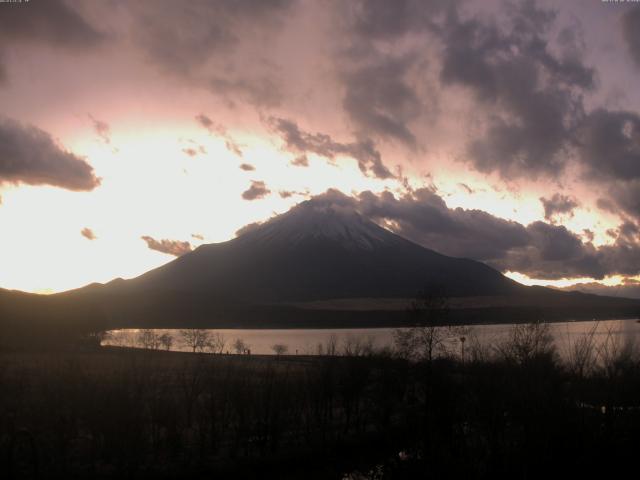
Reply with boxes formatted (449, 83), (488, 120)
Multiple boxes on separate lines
(2, 197), (639, 334)
(122, 198), (521, 303)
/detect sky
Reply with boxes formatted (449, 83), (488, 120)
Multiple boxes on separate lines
(0, 0), (640, 297)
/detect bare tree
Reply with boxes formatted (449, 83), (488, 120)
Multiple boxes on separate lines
(205, 332), (226, 354)
(325, 333), (338, 356)
(564, 322), (598, 378)
(159, 332), (174, 351)
(393, 287), (453, 362)
(342, 335), (374, 357)
(466, 329), (492, 363)
(496, 321), (556, 365)
(138, 329), (161, 350)
(271, 344), (288, 356)
(315, 336), (338, 356)
(109, 330), (131, 347)
(233, 338), (248, 354)
(595, 326), (638, 379)
(180, 329), (211, 353)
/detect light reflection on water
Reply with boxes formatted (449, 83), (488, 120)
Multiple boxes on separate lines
(103, 318), (640, 357)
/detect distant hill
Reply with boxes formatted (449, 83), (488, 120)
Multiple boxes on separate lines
(1, 198), (639, 336)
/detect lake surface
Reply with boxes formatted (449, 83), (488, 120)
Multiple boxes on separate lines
(104, 318), (640, 358)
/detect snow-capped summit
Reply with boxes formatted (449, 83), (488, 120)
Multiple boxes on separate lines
(126, 194), (521, 304)
(4, 194), (639, 331)
(237, 198), (397, 251)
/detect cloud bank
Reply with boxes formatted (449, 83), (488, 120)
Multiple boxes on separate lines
(0, 117), (99, 191)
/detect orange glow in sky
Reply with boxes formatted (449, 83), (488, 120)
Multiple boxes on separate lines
(1, 0), (639, 298)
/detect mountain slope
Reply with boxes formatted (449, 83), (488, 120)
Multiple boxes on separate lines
(1, 198), (638, 334)
(125, 199), (522, 303)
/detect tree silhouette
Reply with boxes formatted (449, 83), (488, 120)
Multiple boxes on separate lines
(271, 344), (288, 356)
(180, 329), (210, 353)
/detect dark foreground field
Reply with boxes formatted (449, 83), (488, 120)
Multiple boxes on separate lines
(2, 333), (640, 479)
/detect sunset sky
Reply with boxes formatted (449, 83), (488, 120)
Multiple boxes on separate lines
(1, 0), (640, 297)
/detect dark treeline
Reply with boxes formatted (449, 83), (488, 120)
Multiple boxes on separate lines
(1, 324), (640, 479)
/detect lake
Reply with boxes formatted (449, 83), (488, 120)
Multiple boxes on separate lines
(104, 318), (640, 358)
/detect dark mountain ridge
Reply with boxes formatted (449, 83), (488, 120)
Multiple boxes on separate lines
(1, 198), (639, 335)
(127, 200), (521, 302)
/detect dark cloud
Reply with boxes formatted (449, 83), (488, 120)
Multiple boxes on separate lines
(334, 0), (452, 146)
(0, 0), (104, 48)
(291, 155), (309, 167)
(618, 220), (640, 240)
(540, 194), (579, 221)
(335, 1), (595, 178)
(89, 114), (111, 145)
(347, 0), (449, 40)
(210, 75), (283, 108)
(372, 190), (526, 261)
(577, 109), (640, 181)
(129, 1), (292, 107)
(338, 0), (639, 231)
(0, 117), (100, 191)
(195, 114), (243, 156)
(132, 3), (229, 75)
(562, 279), (640, 300)
(440, 1), (594, 178)
(341, 56), (421, 147)
(239, 163), (255, 171)
(195, 114), (214, 130)
(278, 189), (307, 199)
(0, 0), (104, 84)
(130, 0), (294, 74)
(458, 183), (474, 194)
(575, 109), (640, 220)
(0, 59), (7, 86)
(81, 227), (96, 240)
(302, 188), (640, 281)
(582, 229), (595, 242)
(356, 188), (536, 265)
(333, 1), (640, 223)
(241, 180), (271, 200)
(597, 240), (640, 278)
(141, 236), (192, 257)
(497, 221), (604, 280)
(622, 6), (640, 67)
(610, 180), (640, 219)
(268, 116), (393, 179)
(306, 188), (530, 262)
(596, 197), (616, 213)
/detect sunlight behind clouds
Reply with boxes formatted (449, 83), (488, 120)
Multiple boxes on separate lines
(1, 0), (639, 293)
(0, 122), (401, 292)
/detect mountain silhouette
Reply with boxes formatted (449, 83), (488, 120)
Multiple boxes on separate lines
(1, 197), (639, 335)
(126, 198), (521, 302)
